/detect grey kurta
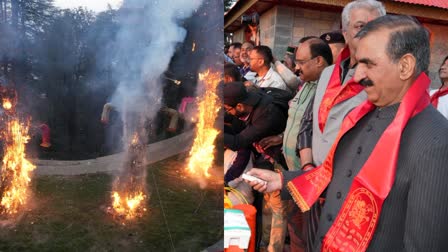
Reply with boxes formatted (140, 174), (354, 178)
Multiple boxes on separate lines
(282, 60), (365, 199)
(312, 104), (448, 251)
(312, 61), (367, 166)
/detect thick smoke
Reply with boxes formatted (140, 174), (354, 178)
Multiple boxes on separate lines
(108, 0), (204, 144)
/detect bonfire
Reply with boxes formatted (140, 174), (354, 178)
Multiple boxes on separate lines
(186, 69), (221, 184)
(110, 131), (148, 220)
(0, 89), (36, 216)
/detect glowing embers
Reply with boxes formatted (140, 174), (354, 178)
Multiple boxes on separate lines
(2, 99), (12, 110)
(0, 116), (35, 216)
(110, 132), (148, 220)
(111, 191), (146, 220)
(186, 69), (221, 184)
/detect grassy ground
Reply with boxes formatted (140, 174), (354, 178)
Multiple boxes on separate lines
(0, 154), (223, 251)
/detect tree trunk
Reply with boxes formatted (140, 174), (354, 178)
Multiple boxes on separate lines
(10, 0), (18, 87)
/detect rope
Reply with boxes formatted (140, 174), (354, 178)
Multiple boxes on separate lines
(225, 186), (249, 205)
(151, 169), (176, 251)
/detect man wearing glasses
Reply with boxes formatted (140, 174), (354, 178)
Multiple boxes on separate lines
(256, 36), (333, 251)
(247, 0), (387, 250)
(224, 82), (287, 152)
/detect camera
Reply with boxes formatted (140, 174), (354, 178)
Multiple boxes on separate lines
(241, 13), (259, 26)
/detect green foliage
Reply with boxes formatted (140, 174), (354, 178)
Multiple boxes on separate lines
(224, 0), (235, 11)
(0, 1), (219, 160)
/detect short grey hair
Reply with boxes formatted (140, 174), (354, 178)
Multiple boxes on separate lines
(341, 0), (386, 31)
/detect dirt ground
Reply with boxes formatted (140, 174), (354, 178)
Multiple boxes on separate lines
(0, 154), (223, 251)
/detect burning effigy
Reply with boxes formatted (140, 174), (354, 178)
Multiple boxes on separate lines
(102, 0), (208, 221)
(0, 0), (223, 248)
(0, 87), (36, 217)
(186, 69), (221, 188)
(110, 125), (148, 220)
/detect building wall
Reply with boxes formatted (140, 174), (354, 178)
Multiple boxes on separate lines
(269, 6), (340, 59)
(233, 6), (340, 59)
(231, 6), (448, 87)
(233, 27), (244, 44)
(425, 22), (448, 89)
(283, 6), (340, 57)
(259, 7), (277, 50)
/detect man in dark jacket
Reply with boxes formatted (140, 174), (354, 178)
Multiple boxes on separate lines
(224, 81), (289, 251)
(247, 15), (448, 251)
(224, 82), (287, 151)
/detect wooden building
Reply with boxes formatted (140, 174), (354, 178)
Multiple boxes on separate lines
(225, 0), (448, 85)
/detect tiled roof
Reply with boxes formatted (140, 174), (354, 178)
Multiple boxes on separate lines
(393, 0), (448, 10)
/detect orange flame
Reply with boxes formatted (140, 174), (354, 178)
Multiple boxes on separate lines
(110, 132), (147, 220)
(3, 99), (12, 110)
(112, 191), (146, 220)
(192, 42), (196, 52)
(0, 118), (35, 215)
(187, 69), (221, 179)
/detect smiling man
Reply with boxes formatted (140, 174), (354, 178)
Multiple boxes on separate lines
(307, 0), (385, 168)
(258, 37), (332, 172)
(255, 37), (333, 251)
(293, 1), (386, 249)
(247, 15), (448, 251)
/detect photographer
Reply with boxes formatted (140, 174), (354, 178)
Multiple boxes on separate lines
(242, 13), (260, 45)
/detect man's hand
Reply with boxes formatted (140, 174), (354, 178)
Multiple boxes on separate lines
(247, 24), (260, 46)
(298, 148), (313, 165)
(259, 135), (282, 150)
(244, 81), (254, 88)
(248, 24), (258, 34)
(245, 168), (282, 193)
(253, 142), (266, 155)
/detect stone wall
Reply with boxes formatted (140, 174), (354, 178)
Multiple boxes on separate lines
(282, 6), (340, 57)
(231, 5), (448, 88)
(259, 7), (277, 50)
(425, 22), (448, 89)
(232, 5), (340, 59)
(233, 27), (244, 44)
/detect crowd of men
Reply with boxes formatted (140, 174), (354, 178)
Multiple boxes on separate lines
(223, 0), (448, 251)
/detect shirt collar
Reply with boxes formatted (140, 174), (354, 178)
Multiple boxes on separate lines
(374, 103), (400, 119)
(255, 67), (273, 81)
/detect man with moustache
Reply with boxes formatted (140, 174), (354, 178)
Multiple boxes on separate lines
(239, 41), (255, 77)
(248, 45), (289, 91)
(258, 38), (332, 177)
(241, 42), (300, 92)
(249, 0), (386, 250)
(256, 37), (333, 252)
(232, 42), (244, 67)
(298, 0), (386, 169)
(248, 15), (448, 251)
(285, 1), (385, 250)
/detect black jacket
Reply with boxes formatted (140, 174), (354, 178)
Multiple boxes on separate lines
(224, 92), (287, 151)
